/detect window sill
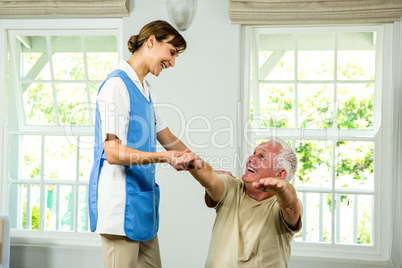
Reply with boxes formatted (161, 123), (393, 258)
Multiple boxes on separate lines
(11, 230), (101, 249)
(290, 255), (390, 267)
(291, 242), (389, 265)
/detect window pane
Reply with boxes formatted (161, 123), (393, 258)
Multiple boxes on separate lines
(303, 193), (320, 242)
(85, 35), (118, 80)
(322, 193), (332, 242)
(336, 141), (374, 190)
(8, 184), (41, 230)
(298, 84), (334, 129)
(60, 185), (73, 231)
(79, 136), (94, 182)
(78, 185), (90, 232)
(22, 53), (51, 80)
(297, 33), (335, 80)
(51, 36), (84, 80)
(337, 194), (355, 244)
(259, 84), (294, 128)
(258, 34), (294, 80)
(56, 83), (90, 125)
(45, 185), (73, 231)
(337, 32), (375, 81)
(9, 135), (42, 180)
(357, 195), (373, 245)
(334, 194), (373, 245)
(337, 83), (374, 129)
(295, 140), (332, 188)
(44, 136), (77, 181)
(17, 36), (51, 80)
(45, 184), (56, 230)
(295, 194), (332, 243)
(89, 83), (101, 123)
(22, 83), (56, 125)
(89, 83), (100, 103)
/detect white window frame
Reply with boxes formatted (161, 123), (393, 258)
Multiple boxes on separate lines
(0, 19), (123, 247)
(239, 24), (393, 264)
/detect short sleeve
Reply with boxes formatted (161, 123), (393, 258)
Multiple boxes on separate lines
(97, 77), (130, 145)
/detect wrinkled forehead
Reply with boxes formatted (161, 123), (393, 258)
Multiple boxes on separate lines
(257, 141), (283, 154)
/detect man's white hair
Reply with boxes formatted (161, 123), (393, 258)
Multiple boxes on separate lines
(264, 137), (298, 182)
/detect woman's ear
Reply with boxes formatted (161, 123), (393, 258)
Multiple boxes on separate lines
(276, 169), (287, 180)
(147, 35), (156, 48)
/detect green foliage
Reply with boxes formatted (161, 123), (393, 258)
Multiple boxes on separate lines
(358, 211), (371, 244)
(323, 229), (330, 242)
(22, 201), (39, 230)
(22, 200), (51, 230)
(24, 83), (56, 125)
(337, 94), (373, 129)
(299, 85), (333, 129)
(295, 141), (331, 183)
(22, 49), (114, 126)
(260, 86), (293, 128)
(336, 141), (374, 185)
(24, 155), (41, 178)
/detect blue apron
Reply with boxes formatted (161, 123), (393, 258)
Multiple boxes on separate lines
(88, 69), (159, 241)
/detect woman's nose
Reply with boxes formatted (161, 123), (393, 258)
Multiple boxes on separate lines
(169, 57), (175, 67)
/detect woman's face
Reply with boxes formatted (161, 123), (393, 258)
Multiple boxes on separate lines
(149, 35), (178, 77)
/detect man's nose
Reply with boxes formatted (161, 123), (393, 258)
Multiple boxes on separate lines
(249, 156), (257, 163)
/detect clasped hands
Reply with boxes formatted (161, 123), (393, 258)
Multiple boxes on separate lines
(169, 149), (202, 171)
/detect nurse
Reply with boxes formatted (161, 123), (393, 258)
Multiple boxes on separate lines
(88, 20), (199, 268)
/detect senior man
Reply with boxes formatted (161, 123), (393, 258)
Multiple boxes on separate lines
(178, 137), (302, 267)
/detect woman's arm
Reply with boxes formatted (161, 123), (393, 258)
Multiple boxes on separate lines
(156, 127), (187, 151)
(103, 133), (196, 170)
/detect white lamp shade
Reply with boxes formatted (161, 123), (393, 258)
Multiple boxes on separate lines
(165, 0), (197, 31)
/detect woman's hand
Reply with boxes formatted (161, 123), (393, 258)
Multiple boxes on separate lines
(167, 149), (202, 171)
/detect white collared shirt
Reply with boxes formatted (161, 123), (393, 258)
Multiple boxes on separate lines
(95, 60), (167, 236)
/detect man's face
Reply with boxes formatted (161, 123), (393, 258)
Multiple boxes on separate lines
(242, 141), (283, 184)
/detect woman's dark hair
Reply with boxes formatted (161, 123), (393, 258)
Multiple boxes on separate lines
(127, 20), (187, 54)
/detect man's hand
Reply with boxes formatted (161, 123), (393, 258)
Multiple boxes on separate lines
(215, 170), (234, 177)
(253, 177), (301, 230)
(252, 178), (287, 193)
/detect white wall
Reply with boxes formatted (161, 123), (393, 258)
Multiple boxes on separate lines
(9, 0), (241, 267)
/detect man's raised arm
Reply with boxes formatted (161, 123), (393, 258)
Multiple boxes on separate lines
(176, 152), (225, 203)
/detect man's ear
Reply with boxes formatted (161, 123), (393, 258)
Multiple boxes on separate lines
(276, 169), (287, 180)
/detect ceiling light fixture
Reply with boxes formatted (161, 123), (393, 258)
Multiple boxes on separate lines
(165, 0), (197, 31)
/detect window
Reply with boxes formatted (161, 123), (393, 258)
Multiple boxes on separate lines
(2, 22), (121, 242)
(241, 25), (392, 261)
